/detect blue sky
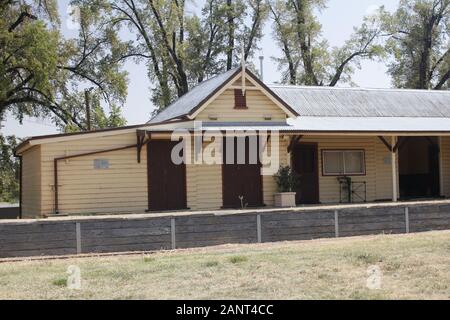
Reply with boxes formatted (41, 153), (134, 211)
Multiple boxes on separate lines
(1, 0), (399, 138)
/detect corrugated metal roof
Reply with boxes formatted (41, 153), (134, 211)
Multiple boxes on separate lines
(149, 67), (240, 123)
(269, 86), (450, 117)
(148, 67), (450, 124)
(287, 117), (450, 132)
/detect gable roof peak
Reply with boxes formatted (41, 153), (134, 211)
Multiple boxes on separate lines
(148, 67), (241, 124)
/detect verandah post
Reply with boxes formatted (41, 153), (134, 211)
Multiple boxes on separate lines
(391, 136), (398, 202)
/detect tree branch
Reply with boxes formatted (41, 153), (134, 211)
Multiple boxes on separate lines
(9, 11), (37, 32)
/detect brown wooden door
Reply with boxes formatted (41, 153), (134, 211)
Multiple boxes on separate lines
(222, 137), (263, 208)
(292, 143), (319, 204)
(147, 140), (186, 211)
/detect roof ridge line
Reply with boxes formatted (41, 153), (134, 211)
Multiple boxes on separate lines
(268, 85), (450, 93)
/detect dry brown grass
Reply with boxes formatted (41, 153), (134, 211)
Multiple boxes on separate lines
(1, 230), (450, 300)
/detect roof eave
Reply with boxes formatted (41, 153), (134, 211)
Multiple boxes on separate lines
(186, 68), (243, 119)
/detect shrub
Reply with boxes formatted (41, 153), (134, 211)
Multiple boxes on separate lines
(274, 166), (299, 192)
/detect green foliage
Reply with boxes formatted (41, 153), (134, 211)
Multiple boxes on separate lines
(64, 92), (127, 133)
(274, 166), (299, 193)
(1, 0), (129, 131)
(0, 135), (19, 203)
(270, 0), (384, 86)
(73, 0), (269, 113)
(376, 0), (449, 89)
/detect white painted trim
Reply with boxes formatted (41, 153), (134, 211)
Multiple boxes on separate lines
(281, 132), (450, 137)
(17, 121), (197, 153)
(188, 71), (297, 120)
(229, 86), (258, 90)
(28, 128), (140, 146)
(244, 74), (298, 118)
(188, 72), (242, 119)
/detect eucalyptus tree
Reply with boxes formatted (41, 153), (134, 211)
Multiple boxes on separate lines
(269, 0), (384, 86)
(378, 0), (449, 90)
(0, 134), (19, 203)
(73, 0), (268, 113)
(1, 0), (128, 131)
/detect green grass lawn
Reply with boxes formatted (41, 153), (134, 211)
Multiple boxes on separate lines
(1, 231), (450, 300)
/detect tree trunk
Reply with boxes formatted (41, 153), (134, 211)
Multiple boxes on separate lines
(417, 19), (434, 89)
(292, 0), (319, 86)
(226, 0), (234, 70)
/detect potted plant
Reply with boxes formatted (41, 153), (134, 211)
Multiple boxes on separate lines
(273, 165), (299, 207)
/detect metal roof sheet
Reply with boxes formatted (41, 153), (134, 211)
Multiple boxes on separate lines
(149, 67), (240, 123)
(148, 67), (450, 124)
(286, 117), (450, 132)
(269, 86), (450, 118)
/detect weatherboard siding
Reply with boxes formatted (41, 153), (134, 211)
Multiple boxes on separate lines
(185, 135), (289, 209)
(374, 137), (395, 201)
(263, 137), (289, 206)
(19, 131), (450, 216)
(39, 132), (147, 215)
(296, 136), (381, 204)
(21, 146), (41, 218)
(196, 89), (287, 122)
(186, 163), (223, 210)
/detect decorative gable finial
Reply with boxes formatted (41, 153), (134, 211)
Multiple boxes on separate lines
(241, 43), (246, 96)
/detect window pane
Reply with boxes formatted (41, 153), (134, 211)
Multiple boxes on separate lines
(323, 151), (343, 175)
(344, 151), (364, 174)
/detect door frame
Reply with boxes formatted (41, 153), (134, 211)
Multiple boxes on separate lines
(221, 164), (264, 209)
(146, 139), (188, 211)
(290, 142), (320, 204)
(221, 136), (264, 209)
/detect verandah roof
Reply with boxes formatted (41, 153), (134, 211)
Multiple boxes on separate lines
(143, 117), (450, 135)
(284, 117), (450, 133)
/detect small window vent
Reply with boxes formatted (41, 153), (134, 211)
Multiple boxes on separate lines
(234, 89), (247, 109)
(94, 159), (110, 169)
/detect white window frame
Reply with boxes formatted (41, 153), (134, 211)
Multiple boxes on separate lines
(322, 150), (366, 176)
